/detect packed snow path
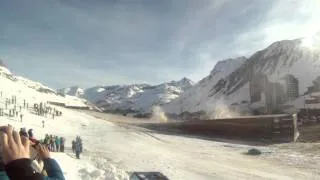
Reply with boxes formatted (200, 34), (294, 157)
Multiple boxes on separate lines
(1, 104), (319, 180)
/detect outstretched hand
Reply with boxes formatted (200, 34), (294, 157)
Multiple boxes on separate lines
(37, 144), (50, 160)
(0, 126), (30, 164)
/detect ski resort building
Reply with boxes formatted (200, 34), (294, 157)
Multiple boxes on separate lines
(250, 73), (286, 114)
(282, 74), (299, 100)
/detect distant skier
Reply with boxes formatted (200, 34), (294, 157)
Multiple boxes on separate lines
(52, 113), (55, 119)
(42, 120), (45, 128)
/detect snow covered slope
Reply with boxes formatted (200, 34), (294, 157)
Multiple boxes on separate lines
(164, 36), (320, 116)
(0, 61), (88, 107)
(81, 78), (193, 113)
(1, 89), (317, 180)
(163, 57), (247, 115)
(57, 86), (84, 98)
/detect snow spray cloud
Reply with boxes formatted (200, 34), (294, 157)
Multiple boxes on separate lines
(151, 106), (168, 123)
(206, 100), (239, 119)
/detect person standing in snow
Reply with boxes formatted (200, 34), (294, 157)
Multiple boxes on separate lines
(20, 114), (23, 122)
(71, 140), (75, 153)
(42, 120), (45, 128)
(60, 137), (65, 152)
(75, 141), (81, 159)
(55, 136), (60, 152)
(44, 134), (50, 149)
(50, 135), (56, 152)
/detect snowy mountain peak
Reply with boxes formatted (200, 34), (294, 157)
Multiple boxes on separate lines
(57, 86), (85, 98)
(168, 77), (194, 90)
(0, 59), (11, 75)
(78, 78), (194, 113)
(210, 56), (247, 76)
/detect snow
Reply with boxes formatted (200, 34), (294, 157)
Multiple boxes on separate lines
(0, 66), (11, 75)
(79, 78), (193, 113)
(1, 107), (318, 180)
(0, 65), (319, 179)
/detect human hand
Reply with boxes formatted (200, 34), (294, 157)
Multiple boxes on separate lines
(37, 144), (50, 160)
(0, 126), (30, 164)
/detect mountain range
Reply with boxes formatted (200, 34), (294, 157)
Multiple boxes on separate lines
(3, 35), (320, 118)
(163, 36), (320, 118)
(58, 36), (320, 117)
(58, 78), (194, 113)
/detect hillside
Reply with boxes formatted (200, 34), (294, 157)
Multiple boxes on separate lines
(0, 61), (88, 108)
(163, 36), (320, 118)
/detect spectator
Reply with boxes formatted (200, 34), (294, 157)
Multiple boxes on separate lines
(60, 137), (65, 153)
(55, 136), (60, 152)
(72, 140), (76, 153)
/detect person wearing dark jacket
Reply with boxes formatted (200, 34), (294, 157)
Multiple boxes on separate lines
(60, 137), (65, 153)
(72, 140), (76, 153)
(0, 125), (65, 180)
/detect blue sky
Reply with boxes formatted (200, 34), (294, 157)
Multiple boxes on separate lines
(0, 0), (319, 88)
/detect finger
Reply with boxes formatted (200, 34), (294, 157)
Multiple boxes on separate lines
(0, 133), (9, 164)
(13, 131), (22, 146)
(21, 136), (29, 148)
(0, 126), (8, 133)
(43, 146), (48, 153)
(6, 126), (15, 148)
(29, 140), (36, 146)
(0, 132), (9, 150)
(38, 144), (43, 150)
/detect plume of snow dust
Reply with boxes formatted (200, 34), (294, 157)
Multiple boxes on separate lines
(206, 101), (240, 119)
(151, 106), (168, 123)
